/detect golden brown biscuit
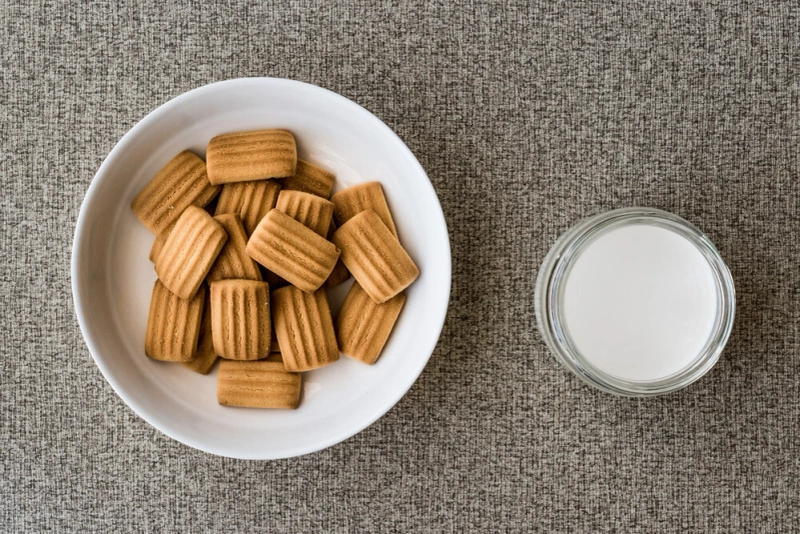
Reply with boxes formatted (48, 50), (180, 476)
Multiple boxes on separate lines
(336, 282), (406, 365)
(215, 179), (282, 235)
(324, 258), (351, 287)
(265, 352), (283, 362)
(131, 150), (220, 235)
(246, 209), (340, 293)
(275, 190), (334, 237)
(206, 214), (262, 283)
(324, 220), (350, 287)
(156, 206), (228, 300)
(206, 129), (297, 185)
(210, 280), (271, 361)
(281, 159), (335, 198)
(261, 266), (288, 289)
(331, 181), (398, 238)
(182, 290), (220, 374)
(217, 360), (301, 409)
(332, 210), (419, 303)
(271, 286), (339, 372)
(145, 281), (205, 362)
(149, 233), (168, 265)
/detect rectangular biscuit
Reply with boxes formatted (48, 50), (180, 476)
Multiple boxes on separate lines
(145, 281), (205, 362)
(215, 179), (282, 235)
(206, 129), (297, 185)
(156, 206), (228, 300)
(261, 266), (288, 289)
(207, 214), (262, 283)
(281, 159), (335, 198)
(272, 286), (339, 372)
(182, 290), (220, 374)
(217, 360), (301, 409)
(325, 258), (351, 287)
(331, 181), (398, 238)
(336, 282), (406, 365)
(131, 150), (220, 235)
(275, 190), (334, 237)
(324, 220), (350, 287)
(332, 210), (419, 303)
(246, 209), (340, 293)
(210, 280), (271, 361)
(149, 233), (168, 265)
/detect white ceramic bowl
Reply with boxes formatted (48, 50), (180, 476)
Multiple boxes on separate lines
(72, 78), (451, 459)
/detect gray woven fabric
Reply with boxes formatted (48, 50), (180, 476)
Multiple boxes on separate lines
(2, 0), (799, 531)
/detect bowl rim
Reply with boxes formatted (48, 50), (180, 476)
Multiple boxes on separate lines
(71, 77), (452, 459)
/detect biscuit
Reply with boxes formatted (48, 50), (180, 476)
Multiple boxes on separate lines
(271, 286), (339, 372)
(206, 129), (297, 185)
(210, 280), (271, 361)
(145, 281), (205, 362)
(281, 159), (335, 198)
(325, 258), (351, 287)
(215, 179), (282, 235)
(217, 360), (301, 409)
(156, 206), (228, 300)
(149, 233), (167, 264)
(324, 220), (350, 287)
(331, 181), (398, 238)
(206, 214), (262, 283)
(246, 209), (340, 293)
(336, 282), (406, 364)
(332, 210), (419, 303)
(275, 190), (334, 237)
(131, 150), (220, 235)
(182, 290), (219, 374)
(261, 266), (288, 289)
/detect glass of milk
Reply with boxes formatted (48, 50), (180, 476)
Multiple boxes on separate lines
(535, 208), (735, 396)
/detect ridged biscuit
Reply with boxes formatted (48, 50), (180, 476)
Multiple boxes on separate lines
(215, 179), (282, 235)
(156, 206), (228, 300)
(210, 280), (271, 361)
(182, 290), (220, 374)
(272, 286), (339, 372)
(206, 214), (262, 283)
(275, 190), (334, 237)
(145, 281), (205, 362)
(332, 210), (419, 303)
(325, 220), (350, 287)
(149, 233), (167, 264)
(217, 360), (301, 409)
(131, 150), (220, 235)
(325, 258), (351, 287)
(331, 181), (398, 238)
(261, 266), (288, 289)
(207, 129), (297, 185)
(246, 209), (340, 293)
(281, 159), (335, 198)
(336, 282), (406, 365)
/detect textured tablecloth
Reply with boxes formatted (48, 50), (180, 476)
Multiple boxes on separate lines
(2, 1), (799, 531)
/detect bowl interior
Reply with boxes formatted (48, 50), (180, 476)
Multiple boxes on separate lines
(72, 78), (451, 459)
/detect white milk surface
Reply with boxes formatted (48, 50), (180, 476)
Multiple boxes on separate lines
(562, 224), (718, 381)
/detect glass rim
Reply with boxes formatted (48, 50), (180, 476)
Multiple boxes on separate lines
(534, 207), (736, 397)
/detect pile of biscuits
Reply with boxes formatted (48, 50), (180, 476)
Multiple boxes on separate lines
(132, 129), (419, 409)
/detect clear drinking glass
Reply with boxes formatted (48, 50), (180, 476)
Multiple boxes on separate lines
(534, 208), (736, 396)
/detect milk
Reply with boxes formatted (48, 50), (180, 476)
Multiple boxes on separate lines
(562, 223), (718, 381)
